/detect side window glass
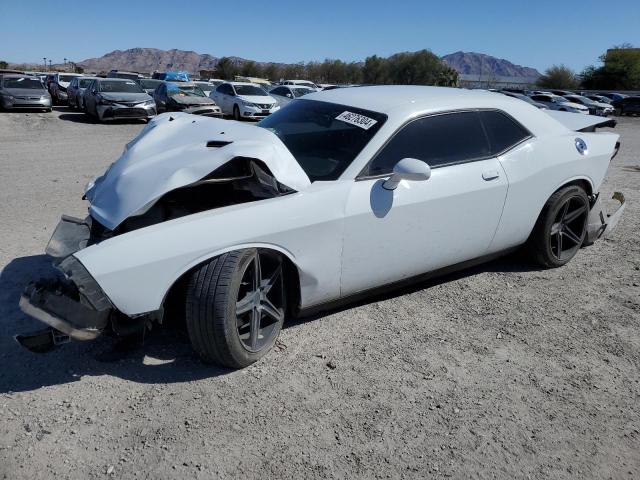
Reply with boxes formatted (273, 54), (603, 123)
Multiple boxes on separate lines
(367, 112), (490, 176)
(479, 110), (530, 155)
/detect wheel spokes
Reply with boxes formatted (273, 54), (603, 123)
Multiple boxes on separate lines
(235, 250), (285, 352)
(261, 261), (282, 295)
(563, 226), (582, 245)
(564, 204), (587, 224)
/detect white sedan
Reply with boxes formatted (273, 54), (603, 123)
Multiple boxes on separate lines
(18, 86), (625, 368)
(268, 85), (315, 107)
(210, 81), (279, 120)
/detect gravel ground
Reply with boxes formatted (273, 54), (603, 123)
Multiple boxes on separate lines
(0, 107), (638, 480)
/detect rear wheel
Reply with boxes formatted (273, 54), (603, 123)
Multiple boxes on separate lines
(526, 185), (589, 268)
(186, 249), (286, 368)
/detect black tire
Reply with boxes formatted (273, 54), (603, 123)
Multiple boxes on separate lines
(233, 104), (241, 121)
(525, 185), (589, 268)
(186, 249), (286, 368)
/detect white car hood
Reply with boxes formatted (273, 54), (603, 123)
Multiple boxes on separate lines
(559, 101), (588, 110)
(85, 112), (311, 230)
(239, 95), (276, 105)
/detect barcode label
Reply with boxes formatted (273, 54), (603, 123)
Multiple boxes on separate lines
(335, 111), (378, 130)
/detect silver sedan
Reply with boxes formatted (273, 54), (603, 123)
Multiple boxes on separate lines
(0, 75), (51, 112)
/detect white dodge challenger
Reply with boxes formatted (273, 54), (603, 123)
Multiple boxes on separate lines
(18, 86), (625, 368)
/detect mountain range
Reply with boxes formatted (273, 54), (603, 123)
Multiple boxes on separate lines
(441, 51), (541, 78)
(11, 48), (541, 79)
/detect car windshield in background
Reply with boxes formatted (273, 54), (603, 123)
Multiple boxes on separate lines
(139, 79), (162, 90)
(59, 75), (77, 82)
(99, 80), (144, 93)
(258, 99), (387, 181)
(235, 85), (267, 96)
(3, 77), (43, 89)
(79, 79), (94, 88)
(168, 85), (206, 97)
(292, 88), (312, 97)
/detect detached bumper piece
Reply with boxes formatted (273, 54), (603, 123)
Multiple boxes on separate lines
(585, 192), (626, 244)
(18, 255), (113, 351)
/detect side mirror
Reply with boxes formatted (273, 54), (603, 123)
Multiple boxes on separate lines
(382, 158), (431, 190)
(286, 93), (293, 98)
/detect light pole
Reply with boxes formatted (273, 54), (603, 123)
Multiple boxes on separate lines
(48, 59), (52, 71)
(43, 57), (47, 71)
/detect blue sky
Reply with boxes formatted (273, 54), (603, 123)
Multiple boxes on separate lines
(1, 0), (638, 73)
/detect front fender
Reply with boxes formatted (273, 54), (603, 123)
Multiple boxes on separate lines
(75, 182), (349, 316)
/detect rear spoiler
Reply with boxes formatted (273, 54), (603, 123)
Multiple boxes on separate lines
(545, 110), (617, 132)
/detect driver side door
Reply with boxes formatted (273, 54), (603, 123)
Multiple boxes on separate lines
(340, 111), (512, 296)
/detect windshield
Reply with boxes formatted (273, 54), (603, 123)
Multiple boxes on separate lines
(234, 85), (267, 96)
(139, 79), (162, 90)
(168, 84), (206, 97)
(98, 80), (144, 93)
(292, 88), (312, 97)
(79, 78), (94, 88)
(258, 99), (387, 181)
(194, 82), (211, 90)
(3, 77), (44, 89)
(59, 75), (77, 83)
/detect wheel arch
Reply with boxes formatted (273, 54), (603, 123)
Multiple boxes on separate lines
(161, 243), (303, 323)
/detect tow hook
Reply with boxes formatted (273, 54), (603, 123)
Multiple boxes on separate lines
(14, 328), (71, 354)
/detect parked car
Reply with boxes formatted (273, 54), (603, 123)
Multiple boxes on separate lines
(153, 82), (222, 117)
(582, 93), (612, 104)
(563, 94), (613, 116)
(83, 78), (156, 122)
(17, 86), (624, 369)
(211, 82), (279, 120)
(207, 79), (225, 88)
(280, 79), (320, 90)
(597, 92), (627, 102)
(50, 73), (83, 105)
(528, 94), (589, 114)
(549, 89), (575, 97)
(107, 70), (144, 80)
(268, 85), (315, 107)
(193, 81), (216, 97)
(136, 78), (164, 95)
(611, 96), (640, 116)
(0, 74), (51, 111)
(152, 71), (190, 82)
(499, 91), (547, 109)
(67, 76), (99, 110)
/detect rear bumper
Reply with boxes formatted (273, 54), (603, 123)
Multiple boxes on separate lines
(585, 192), (625, 244)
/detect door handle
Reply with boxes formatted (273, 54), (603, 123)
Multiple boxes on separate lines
(482, 170), (500, 181)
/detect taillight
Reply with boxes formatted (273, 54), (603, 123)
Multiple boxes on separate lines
(611, 141), (620, 160)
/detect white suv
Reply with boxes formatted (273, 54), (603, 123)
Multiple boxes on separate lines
(211, 82), (279, 120)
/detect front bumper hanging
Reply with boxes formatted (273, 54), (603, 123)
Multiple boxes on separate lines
(17, 216), (114, 351)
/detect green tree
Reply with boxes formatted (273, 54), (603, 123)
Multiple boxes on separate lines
(537, 65), (579, 89)
(362, 55), (390, 84)
(0, 60), (8, 69)
(240, 60), (263, 78)
(216, 57), (238, 80)
(582, 44), (640, 89)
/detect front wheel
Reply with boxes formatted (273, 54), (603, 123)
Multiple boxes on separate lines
(525, 185), (589, 268)
(233, 104), (241, 121)
(186, 249), (286, 368)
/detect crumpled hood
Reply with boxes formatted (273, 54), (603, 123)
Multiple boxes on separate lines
(100, 92), (152, 103)
(85, 112), (311, 230)
(171, 95), (214, 106)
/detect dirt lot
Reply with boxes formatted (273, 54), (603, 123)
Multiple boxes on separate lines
(0, 107), (638, 480)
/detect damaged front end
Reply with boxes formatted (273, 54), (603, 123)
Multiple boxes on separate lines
(17, 114), (309, 353)
(17, 222), (114, 352)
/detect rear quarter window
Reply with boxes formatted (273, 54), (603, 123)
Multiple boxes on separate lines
(479, 110), (531, 155)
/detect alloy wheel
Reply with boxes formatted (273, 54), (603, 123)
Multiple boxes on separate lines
(235, 250), (285, 352)
(549, 195), (588, 261)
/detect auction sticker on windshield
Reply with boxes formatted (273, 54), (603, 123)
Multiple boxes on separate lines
(335, 111), (378, 130)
